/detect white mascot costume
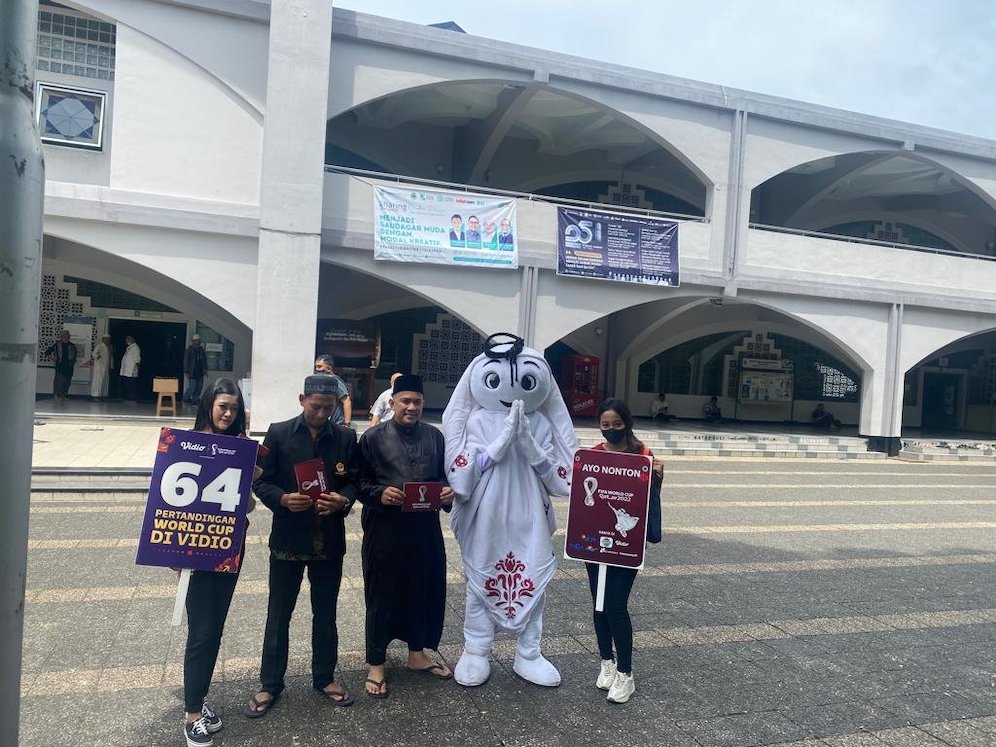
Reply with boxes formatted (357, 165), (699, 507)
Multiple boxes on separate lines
(443, 333), (578, 687)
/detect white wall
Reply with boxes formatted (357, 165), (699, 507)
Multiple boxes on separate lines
(66, 0), (269, 111)
(109, 24), (263, 203)
(744, 228), (996, 303)
(328, 36), (533, 118)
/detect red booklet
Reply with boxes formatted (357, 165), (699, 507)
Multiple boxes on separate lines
(294, 458), (328, 501)
(403, 482), (444, 512)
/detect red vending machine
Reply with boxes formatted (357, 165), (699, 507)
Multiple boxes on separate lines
(561, 355), (600, 418)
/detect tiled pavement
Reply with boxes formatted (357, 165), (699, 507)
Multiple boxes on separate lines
(18, 419), (996, 746)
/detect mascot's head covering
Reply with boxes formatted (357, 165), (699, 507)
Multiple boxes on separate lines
(442, 333), (577, 469)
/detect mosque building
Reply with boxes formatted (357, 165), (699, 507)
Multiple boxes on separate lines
(35, 1), (996, 449)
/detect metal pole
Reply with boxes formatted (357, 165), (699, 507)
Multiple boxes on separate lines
(0, 0), (44, 744)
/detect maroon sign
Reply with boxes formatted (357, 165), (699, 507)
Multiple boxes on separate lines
(294, 458), (328, 501)
(403, 481), (444, 512)
(564, 448), (652, 569)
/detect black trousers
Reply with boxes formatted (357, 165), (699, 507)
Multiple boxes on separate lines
(585, 563), (638, 674)
(122, 375), (139, 401)
(52, 371), (72, 398)
(260, 554), (344, 695)
(184, 569), (240, 713)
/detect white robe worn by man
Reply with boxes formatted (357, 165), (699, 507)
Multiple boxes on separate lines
(442, 334), (577, 687)
(90, 336), (110, 398)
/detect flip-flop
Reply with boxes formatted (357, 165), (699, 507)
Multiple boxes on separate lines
(364, 677), (389, 699)
(315, 685), (355, 707)
(406, 663), (453, 680)
(243, 691), (279, 719)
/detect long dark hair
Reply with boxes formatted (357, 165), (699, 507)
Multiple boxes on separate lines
(596, 397), (645, 454)
(194, 377), (247, 436)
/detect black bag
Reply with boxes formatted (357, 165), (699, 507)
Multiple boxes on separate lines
(647, 472), (663, 544)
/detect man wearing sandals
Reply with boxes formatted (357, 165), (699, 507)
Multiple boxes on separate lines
(354, 374), (454, 698)
(245, 374), (359, 717)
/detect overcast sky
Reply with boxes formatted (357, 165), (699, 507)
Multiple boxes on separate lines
(336, 0), (996, 141)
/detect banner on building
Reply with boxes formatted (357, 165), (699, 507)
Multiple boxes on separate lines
(374, 185), (517, 268)
(557, 206), (679, 286)
(135, 428), (257, 573)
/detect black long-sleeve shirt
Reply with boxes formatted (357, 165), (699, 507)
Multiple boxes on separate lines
(253, 414), (358, 556)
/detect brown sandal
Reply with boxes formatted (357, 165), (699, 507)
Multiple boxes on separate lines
(364, 677), (389, 699)
(244, 691), (279, 718)
(315, 684), (354, 707)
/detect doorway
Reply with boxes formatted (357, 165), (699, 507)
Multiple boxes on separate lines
(107, 319), (186, 402)
(921, 372), (961, 431)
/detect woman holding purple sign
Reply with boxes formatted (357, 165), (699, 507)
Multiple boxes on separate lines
(182, 378), (257, 747)
(585, 398), (662, 704)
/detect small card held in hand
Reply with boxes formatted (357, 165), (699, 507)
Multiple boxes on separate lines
(402, 482), (444, 512)
(294, 458), (328, 501)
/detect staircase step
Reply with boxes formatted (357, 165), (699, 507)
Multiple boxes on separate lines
(898, 438), (996, 463)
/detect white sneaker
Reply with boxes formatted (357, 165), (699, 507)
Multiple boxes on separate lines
(606, 671), (635, 704)
(596, 659), (617, 690)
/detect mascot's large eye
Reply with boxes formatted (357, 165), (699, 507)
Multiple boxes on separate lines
(484, 372), (501, 389)
(521, 373), (537, 391)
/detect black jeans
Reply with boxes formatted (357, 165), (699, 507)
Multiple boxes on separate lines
(585, 563), (638, 674)
(260, 554), (344, 695)
(184, 569), (240, 713)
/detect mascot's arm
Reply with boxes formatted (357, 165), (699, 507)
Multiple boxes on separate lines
(447, 413), (495, 500)
(525, 415), (572, 498)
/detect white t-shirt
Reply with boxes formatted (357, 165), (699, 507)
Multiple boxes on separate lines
(120, 343), (141, 378)
(369, 387), (394, 422)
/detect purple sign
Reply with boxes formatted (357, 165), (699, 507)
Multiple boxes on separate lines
(136, 428), (257, 572)
(557, 206), (679, 287)
(564, 448), (652, 570)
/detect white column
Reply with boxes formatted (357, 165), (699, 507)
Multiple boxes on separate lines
(249, 0), (332, 433)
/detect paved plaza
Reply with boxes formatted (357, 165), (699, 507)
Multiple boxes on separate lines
(19, 419), (996, 746)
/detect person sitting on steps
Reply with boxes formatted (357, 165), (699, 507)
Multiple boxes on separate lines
(703, 396), (722, 423)
(811, 403), (841, 430)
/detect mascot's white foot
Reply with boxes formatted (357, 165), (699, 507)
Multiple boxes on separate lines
(454, 651), (491, 687)
(513, 651), (561, 687)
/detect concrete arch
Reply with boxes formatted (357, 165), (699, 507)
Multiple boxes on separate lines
(42, 233), (253, 374)
(615, 298), (887, 435)
(319, 245), (520, 339)
(326, 79), (713, 208)
(44, 216), (258, 330)
(327, 46), (534, 121)
(624, 303), (869, 379)
(901, 311), (996, 374)
(750, 149), (996, 253)
(60, 0), (267, 115)
(618, 297), (719, 363)
(533, 276), (704, 354)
